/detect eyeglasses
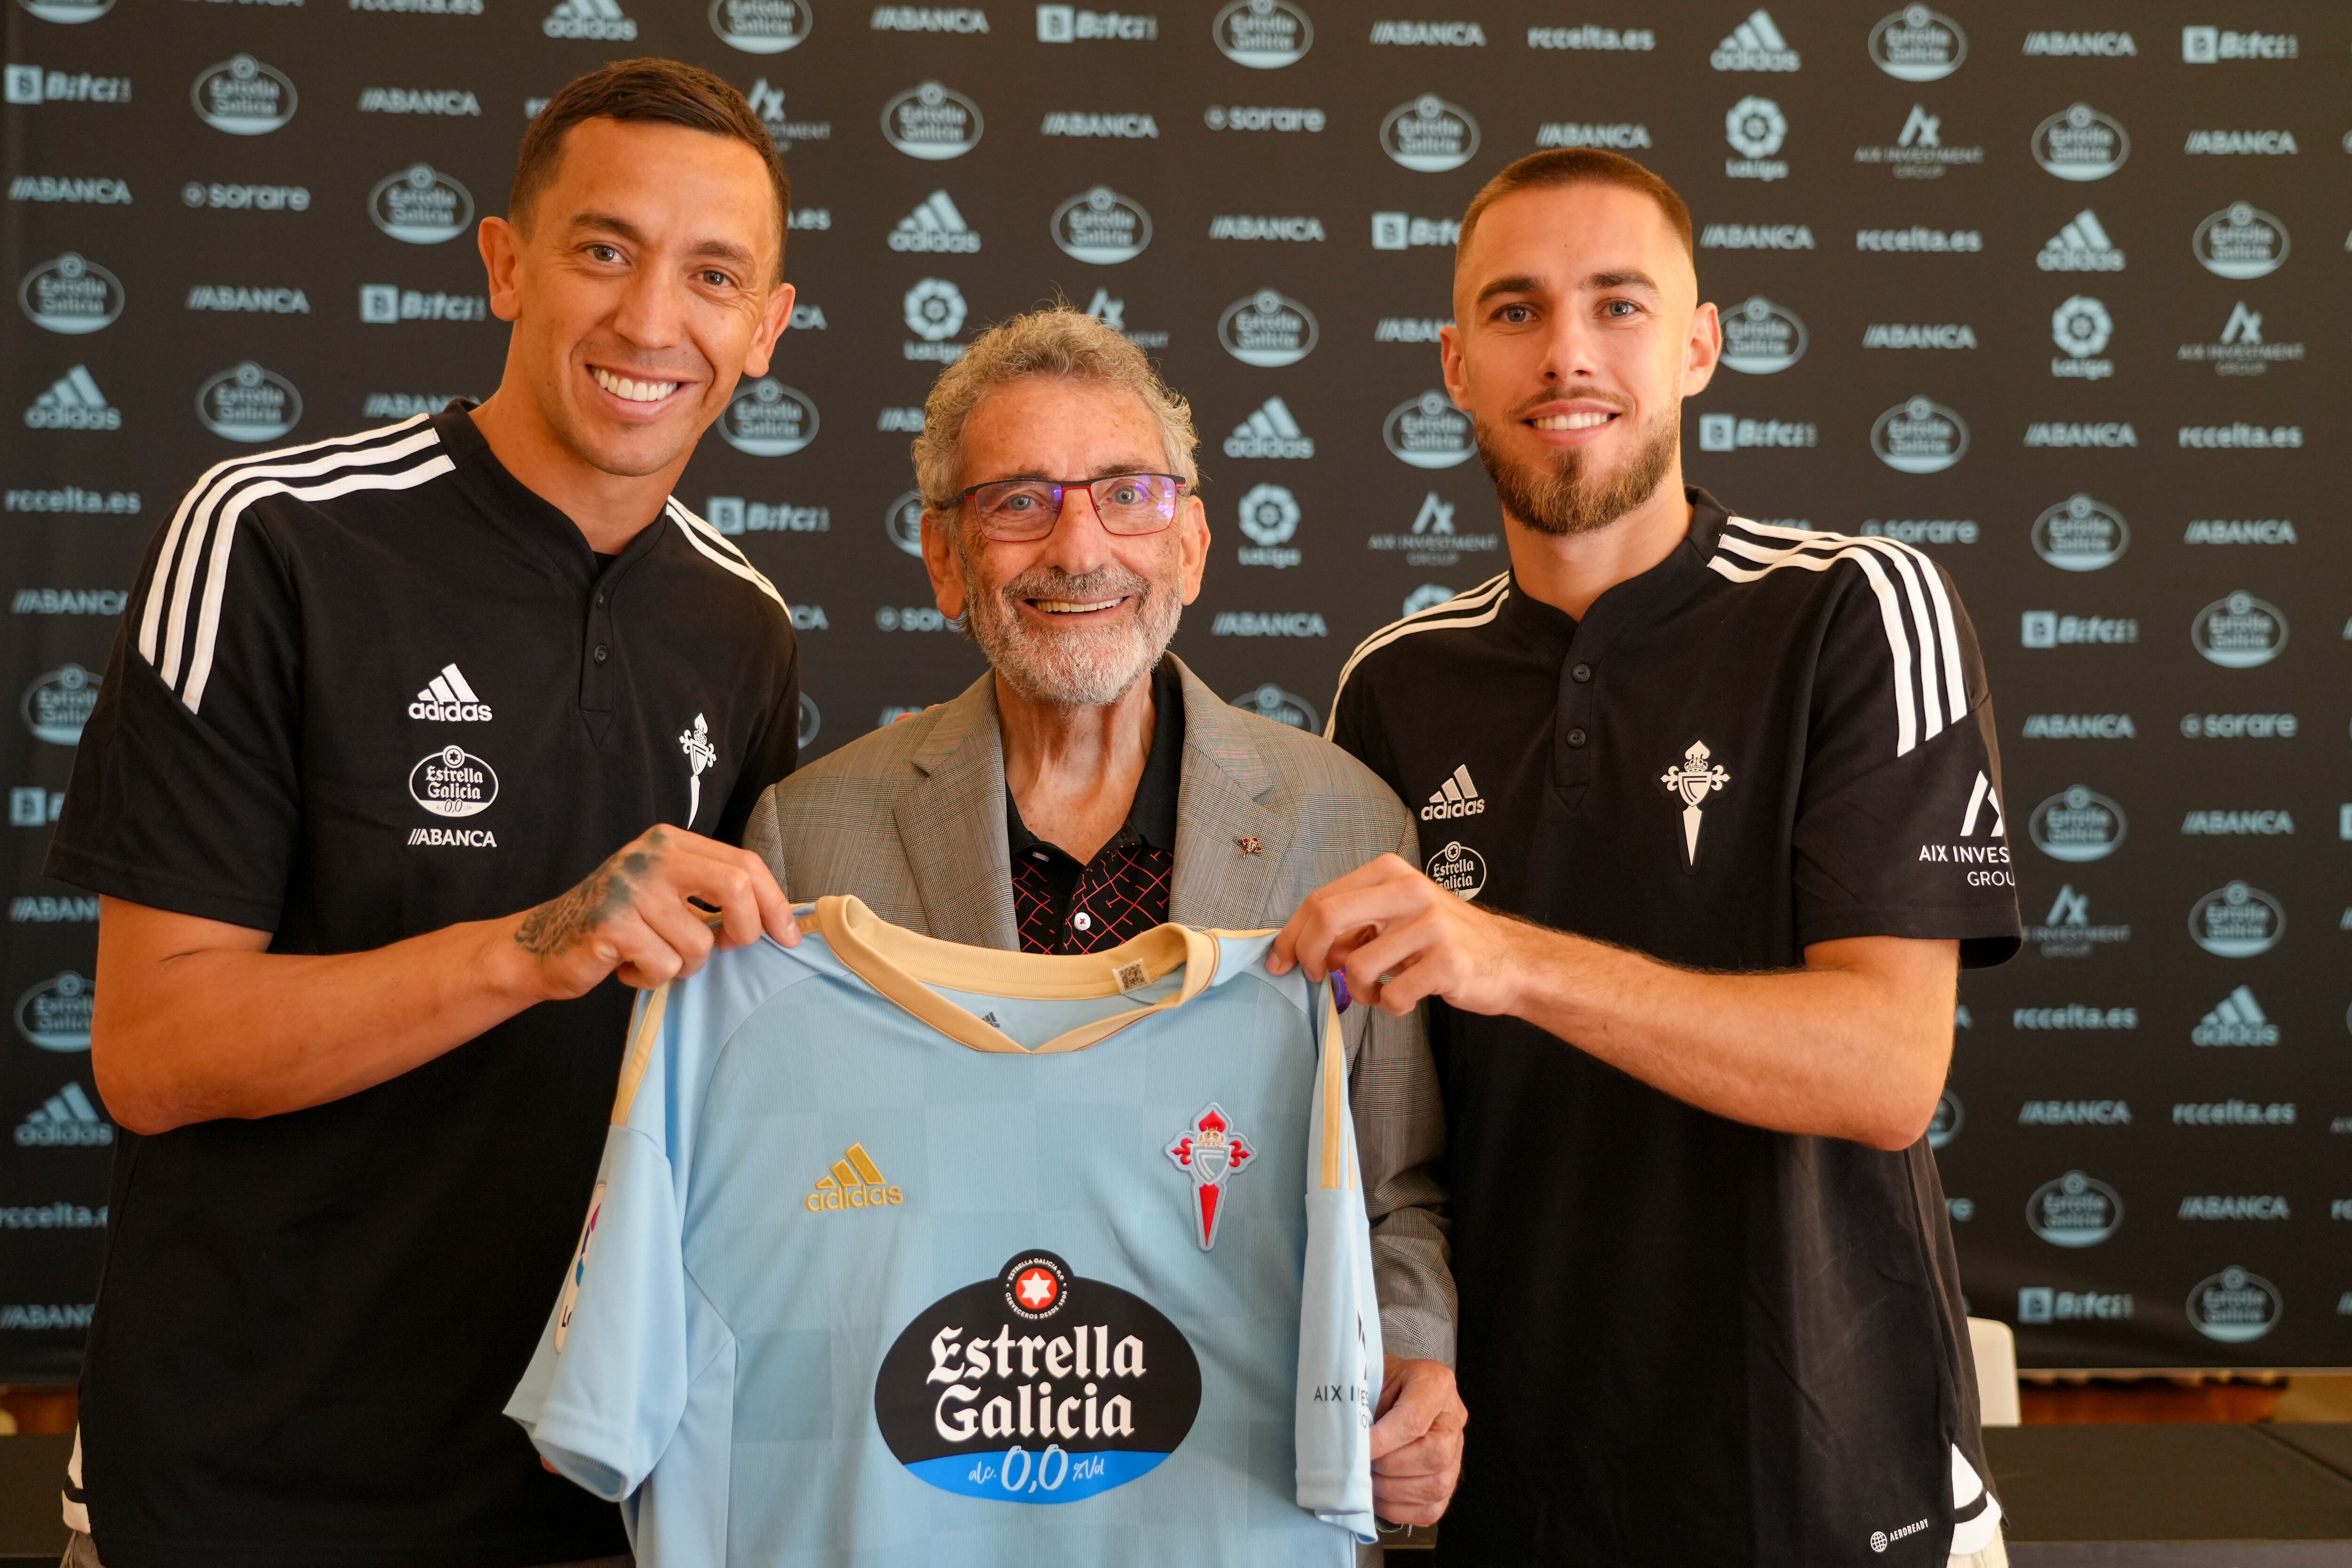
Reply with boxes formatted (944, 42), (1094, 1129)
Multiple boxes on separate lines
(942, 473), (1187, 543)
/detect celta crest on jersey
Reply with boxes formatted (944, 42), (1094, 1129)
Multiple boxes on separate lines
(679, 712), (716, 827)
(874, 1249), (1203, 1503)
(1661, 739), (1731, 867)
(1165, 1103), (1255, 1248)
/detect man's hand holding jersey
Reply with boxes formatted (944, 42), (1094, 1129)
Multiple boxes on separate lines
(1270, 853), (1959, 1152)
(507, 824), (800, 996)
(1369, 1354), (1467, 1527)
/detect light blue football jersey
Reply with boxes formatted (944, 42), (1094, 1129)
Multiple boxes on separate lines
(507, 895), (1382, 1566)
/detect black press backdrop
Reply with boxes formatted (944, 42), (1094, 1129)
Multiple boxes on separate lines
(2, 0), (2347, 1378)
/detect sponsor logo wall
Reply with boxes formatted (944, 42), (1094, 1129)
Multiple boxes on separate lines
(0, 0), (2345, 1375)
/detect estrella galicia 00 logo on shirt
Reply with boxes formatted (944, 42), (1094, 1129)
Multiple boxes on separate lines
(874, 1250), (1201, 1504)
(409, 745), (498, 817)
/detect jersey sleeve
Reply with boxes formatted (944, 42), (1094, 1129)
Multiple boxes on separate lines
(506, 988), (694, 1500)
(45, 484), (305, 929)
(712, 630), (800, 848)
(1295, 983), (1383, 1542)
(1789, 551), (2023, 967)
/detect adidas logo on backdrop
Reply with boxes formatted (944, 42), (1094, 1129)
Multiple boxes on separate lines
(889, 190), (979, 253)
(408, 664), (491, 722)
(1421, 764), (1486, 821)
(2192, 985), (2279, 1047)
(1223, 397), (1313, 459)
(24, 366), (118, 430)
(807, 1142), (903, 1211)
(16, 1082), (112, 1148)
(1712, 7), (1799, 70)
(2039, 209), (2124, 272)
(541, 0), (636, 40)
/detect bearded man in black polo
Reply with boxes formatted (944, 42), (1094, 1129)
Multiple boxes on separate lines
(1274, 150), (2021, 1567)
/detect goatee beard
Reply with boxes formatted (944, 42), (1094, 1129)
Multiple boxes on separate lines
(956, 540), (1180, 708)
(1474, 405), (1680, 538)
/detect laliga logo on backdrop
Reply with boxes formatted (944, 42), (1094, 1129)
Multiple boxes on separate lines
(1380, 95), (1478, 172)
(2189, 882), (2284, 958)
(884, 492), (926, 556)
(2028, 785), (2126, 863)
(2193, 203), (2288, 279)
(1871, 396), (1967, 473)
(2188, 1267), (2280, 1344)
(17, 254), (123, 335)
(883, 81), (985, 159)
(1213, 0), (1312, 67)
(1218, 290), (1317, 366)
(2027, 1171), (2123, 1248)
(2032, 494), (2129, 571)
(721, 379), (819, 456)
(2192, 591), (2286, 668)
(16, 972), (92, 1051)
(1722, 95), (1788, 179)
(1869, 5), (1965, 80)
(192, 55), (297, 135)
(1235, 484), (1299, 546)
(1383, 392), (1473, 469)
(2033, 103), (2129, 180)
(2048, 295), (2113, 379)
(711, 0), (810, 52)
(369, 165), (474, 245)
(1718, 295), (1806, 373)
(197, 362), (301, 442)
(1052, 187), (1152, 264)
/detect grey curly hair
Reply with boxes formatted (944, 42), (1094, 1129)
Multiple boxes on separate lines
(911, 306), (1200, 509)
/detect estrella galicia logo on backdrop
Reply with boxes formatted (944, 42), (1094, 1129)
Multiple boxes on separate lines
(17, 254), (122, 335)
(16, 972), (92, 1051)
(1717, 295), (1806, 373)
(710, 0), (810, 53)
(1218, 290), (1316, 366)
(369, 165), (474, 245)
(409, 745), (498, 817)
(2193, 203), (2288, 279)
(1383, 392), (1472, 469)
(18, 0), (113, 21)
(1051, 186), (1151, 264)
(191, 55), (297, 135)
(2188, 882), (2284, 958)
(22, 664), (98, 745)
(1927, 1090), (1963, 1150)
(721, 379), (819, 456)
(2026, 1170), (2122, 1248)
(196, 362), (301, 442)
(2028, 786), (2126, 863)
(2192, 591), (2286, 668)
(1230, 683), (1319, 732)
(1212, 0), (1311, 68)
(884, 491), (926, 556)
(2032, 103), (2129, 180)
(874, 1250), (1202, 1504)
(1870, 396), (1967, 472)
(1379, 95), (1478, 171)
(882, 81), (984, 159)
(2186, 1266), (2280, 1343)
(1868, 5), (1965, 80)
(2031, 494), (2129, 570)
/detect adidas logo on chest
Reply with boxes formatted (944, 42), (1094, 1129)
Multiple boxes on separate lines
(1421, 764), (1486, 820)
(408, 663), (491, 722)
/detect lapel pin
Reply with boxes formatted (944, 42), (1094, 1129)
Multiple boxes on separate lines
(1236, 836), (1263, 857)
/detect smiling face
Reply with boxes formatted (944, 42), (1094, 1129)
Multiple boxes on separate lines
(1443, 181), (1720, 536)
(482, 116), (793, 482)
(922, 376), (1208, 708)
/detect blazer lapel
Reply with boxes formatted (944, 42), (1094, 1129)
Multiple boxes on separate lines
(1167, 656), (1291, 931)
(892, 674), (1020, 950)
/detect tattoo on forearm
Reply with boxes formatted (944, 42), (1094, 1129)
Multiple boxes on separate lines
(514, 836), (661, 958)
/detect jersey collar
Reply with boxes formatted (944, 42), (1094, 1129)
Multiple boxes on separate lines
(433, 406), (671, 580)
(1496, 484), (1734, 649)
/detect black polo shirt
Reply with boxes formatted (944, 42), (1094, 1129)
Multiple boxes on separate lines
(46, 408), (800, 1568)
(1329, 489), (2019, 1568)
(1006, 656), (1181, 953)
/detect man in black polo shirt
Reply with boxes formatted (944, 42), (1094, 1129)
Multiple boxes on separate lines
(45, 61), (803, 1567)
(1275, 151), (2021, 1566)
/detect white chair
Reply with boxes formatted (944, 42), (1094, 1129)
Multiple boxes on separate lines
(1968, 1316), (2022, 1426)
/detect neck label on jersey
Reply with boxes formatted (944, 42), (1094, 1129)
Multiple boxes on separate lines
(874, 1250), (1200, 1503)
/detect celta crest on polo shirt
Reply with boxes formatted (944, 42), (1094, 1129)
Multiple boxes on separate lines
(1661, 740), (1731, 868)
(679, 712), (716, 827)
(1165, 1104), (1254, 1249)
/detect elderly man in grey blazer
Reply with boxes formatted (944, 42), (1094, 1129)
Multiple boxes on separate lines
(745, 306), (1463, 1528)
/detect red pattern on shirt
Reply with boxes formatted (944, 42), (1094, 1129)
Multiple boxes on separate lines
(1013, 841), (1174, 954)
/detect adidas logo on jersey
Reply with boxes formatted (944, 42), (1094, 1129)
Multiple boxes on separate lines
(889, 190), (980, 253)
(1421, 764), (1486, 821)
(16, 1081), (112, 1147)
(408, 663), (491, 722)
(807, 1142), (904, 1212)
(24, 365), (119, 431)
(2192, 985), (2278, 1047)
(1223, 396), (1314, 459)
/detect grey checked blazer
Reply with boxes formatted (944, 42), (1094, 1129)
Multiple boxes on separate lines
(744, 653), (1456, 1363)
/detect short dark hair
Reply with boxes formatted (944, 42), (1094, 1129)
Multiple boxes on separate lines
(1458, 148), (1694, 261)
(510, 57), (791, 281)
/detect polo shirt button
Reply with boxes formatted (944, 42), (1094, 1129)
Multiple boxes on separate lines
(1566, 728), (1588, 747)
(1072, 911), (1093, 932)
(1571, 663), (1592, 683)
(593, 644), (609, 665)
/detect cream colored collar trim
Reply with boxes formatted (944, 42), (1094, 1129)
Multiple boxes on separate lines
(810, 895), (1220, 1055)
